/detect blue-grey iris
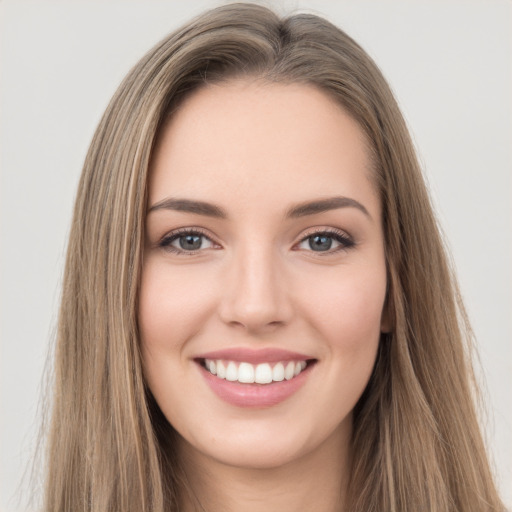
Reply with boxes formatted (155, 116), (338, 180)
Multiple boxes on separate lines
(180, 234), (202, 250)
(309, 235), (332, 251)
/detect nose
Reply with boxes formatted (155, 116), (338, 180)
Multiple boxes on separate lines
(218, 245), (293, 334)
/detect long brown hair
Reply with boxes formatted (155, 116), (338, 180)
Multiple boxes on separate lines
(43, 3), (504, 511)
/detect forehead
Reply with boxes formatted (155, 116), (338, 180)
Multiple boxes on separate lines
(148, 80), (379, 217)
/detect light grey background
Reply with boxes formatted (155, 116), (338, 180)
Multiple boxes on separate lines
(1, 1), (511, 510)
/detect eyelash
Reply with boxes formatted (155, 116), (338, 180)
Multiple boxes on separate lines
(158, 228), (219, 255)
(158, 227), (355, 255)
(294, 228), (355, 254)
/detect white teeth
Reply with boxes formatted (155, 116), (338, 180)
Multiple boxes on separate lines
(216, 361), (226, 379)
(284, 361), (295, 380)
(272, 362), (285, 382)
(254, 363), (272, 384)
(204, 358), (309, 384)
(238, 362), (255, 383)
(226, 362), (238, 381)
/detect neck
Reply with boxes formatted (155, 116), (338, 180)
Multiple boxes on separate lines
(176, 424), (351, 512)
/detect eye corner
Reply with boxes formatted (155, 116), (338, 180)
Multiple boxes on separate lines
(157, 227), (222, 255)
(294, 227), (355, 254)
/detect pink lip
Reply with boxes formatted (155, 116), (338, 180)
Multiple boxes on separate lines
(199, 365), (313, 408)
(195, 349), (316, 408)
(194, 347), (312, 364)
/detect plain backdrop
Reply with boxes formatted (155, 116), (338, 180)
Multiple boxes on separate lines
(1, 1), (511, 510)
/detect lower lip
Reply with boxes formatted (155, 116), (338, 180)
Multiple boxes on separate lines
(198, 362), (314, 408)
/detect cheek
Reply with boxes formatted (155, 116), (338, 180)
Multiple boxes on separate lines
(312, 266), (386, 408)
(138, 259), (217, 419)
(296, 262), (387, 353)
(138, 259), (216, 353)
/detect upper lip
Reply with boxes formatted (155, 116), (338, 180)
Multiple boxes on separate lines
(194, 347), (314, 364)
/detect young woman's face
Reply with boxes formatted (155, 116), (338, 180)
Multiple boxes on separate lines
(139, 81), (388, 469)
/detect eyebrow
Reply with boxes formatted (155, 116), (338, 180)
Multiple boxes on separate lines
(147, 198), (227, 218)
(147, 195), (371, 220)
(286, 196), (371, 219)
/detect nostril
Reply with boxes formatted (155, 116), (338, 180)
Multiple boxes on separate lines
(217, 269), (294, 331)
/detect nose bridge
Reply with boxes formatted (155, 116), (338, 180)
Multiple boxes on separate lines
(219, 238), (291, 331)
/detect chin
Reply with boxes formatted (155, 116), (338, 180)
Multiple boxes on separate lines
(175, 410), (352, 472)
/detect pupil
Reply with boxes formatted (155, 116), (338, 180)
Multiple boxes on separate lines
(309, 235), (332, 251)
(180, 234), (202, 250)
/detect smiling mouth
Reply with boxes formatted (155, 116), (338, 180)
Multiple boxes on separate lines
(199, 358), (316, 385)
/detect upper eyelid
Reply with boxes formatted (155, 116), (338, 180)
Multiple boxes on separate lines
(294, 227), (355, 252)
(157, 226), (353, 247)
(155, 228), (220, 254)
(297, 226), (353, 240)
(160, 227), (216, 242)
(158, 229), (220, 256)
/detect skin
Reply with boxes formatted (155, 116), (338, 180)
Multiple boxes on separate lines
(139, 80), (389, 512)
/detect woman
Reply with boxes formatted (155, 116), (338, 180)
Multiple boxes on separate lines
(43, 3), (505, 511)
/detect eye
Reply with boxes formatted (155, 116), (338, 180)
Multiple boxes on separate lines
(296, 229), (355, 253)
(159, 229), (218, 254)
